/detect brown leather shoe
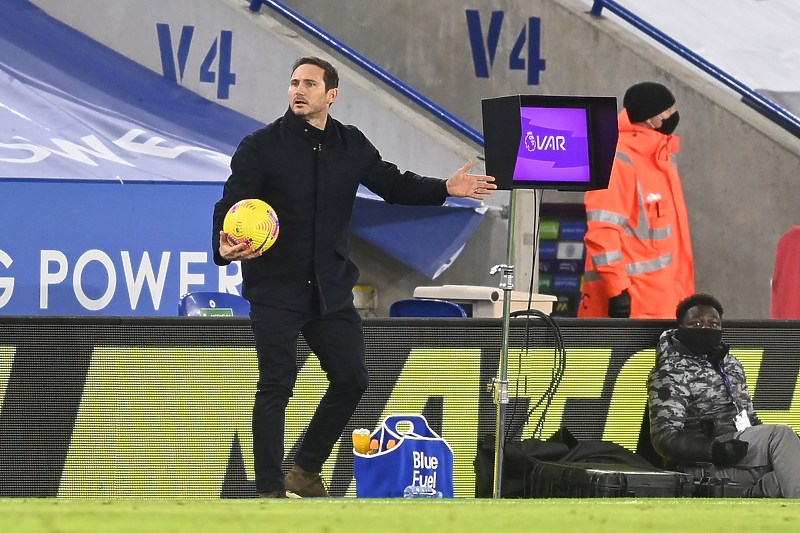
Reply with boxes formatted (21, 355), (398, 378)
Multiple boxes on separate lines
(285, 464), (329, 498)
(258, 490), (288, 498)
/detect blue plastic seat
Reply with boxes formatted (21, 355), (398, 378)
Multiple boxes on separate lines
(389, 298), (467, 318)
(178, 291), (251, 317)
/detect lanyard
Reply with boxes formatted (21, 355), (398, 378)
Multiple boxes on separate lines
(714, 362), (743, 412)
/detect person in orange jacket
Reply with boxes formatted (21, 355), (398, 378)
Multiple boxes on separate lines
(579, 82), (694, 318)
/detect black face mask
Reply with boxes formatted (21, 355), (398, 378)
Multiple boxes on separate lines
(655, 112), (680, 135)
(675, 327), (723, 358)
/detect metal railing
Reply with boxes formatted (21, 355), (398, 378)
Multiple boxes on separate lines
(591, 0), (800, 137)
(248, 0), (484, 146)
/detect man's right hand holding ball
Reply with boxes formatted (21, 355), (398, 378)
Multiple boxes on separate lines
(219, 231), (263, 261)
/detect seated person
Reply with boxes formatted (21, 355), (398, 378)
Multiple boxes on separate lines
(648, 293), (800, 498)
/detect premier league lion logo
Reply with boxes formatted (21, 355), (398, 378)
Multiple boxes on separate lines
(524, 131), (536, 152)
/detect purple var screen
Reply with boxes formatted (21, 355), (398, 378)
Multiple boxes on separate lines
(513, 106), (591, 183)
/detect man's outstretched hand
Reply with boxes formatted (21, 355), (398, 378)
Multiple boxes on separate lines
(446, 159), (497, 200)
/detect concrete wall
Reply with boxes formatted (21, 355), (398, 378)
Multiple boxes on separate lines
(274, 0), (800, 318)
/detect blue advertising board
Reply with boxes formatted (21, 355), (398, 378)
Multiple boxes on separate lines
(0, 179), (487, 315)
(0, 180), (234, 315)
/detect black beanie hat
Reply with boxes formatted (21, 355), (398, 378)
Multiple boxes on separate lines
(623, 82), (675, 123)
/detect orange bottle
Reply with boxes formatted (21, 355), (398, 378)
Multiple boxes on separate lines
(366, 439), (380, 455)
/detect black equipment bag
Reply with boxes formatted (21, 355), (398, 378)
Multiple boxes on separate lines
(475, 430), (695, 498)
(529, 459), (694, 498)
(474, 435), (570, 498)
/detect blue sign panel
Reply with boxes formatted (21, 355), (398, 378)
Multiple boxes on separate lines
(0, 180), (233, 316)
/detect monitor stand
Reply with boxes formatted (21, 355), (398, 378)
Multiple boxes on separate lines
(488, 187), (543, 499)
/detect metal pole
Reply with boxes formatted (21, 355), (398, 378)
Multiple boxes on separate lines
(490, 189), (518, 499)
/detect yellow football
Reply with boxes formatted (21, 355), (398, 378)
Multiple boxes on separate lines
(223, 199), (279, 252)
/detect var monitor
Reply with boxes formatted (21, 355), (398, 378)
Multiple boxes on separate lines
(481, 95), (618, 191)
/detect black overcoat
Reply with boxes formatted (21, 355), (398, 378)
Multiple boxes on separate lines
(213, 108), (449, 313)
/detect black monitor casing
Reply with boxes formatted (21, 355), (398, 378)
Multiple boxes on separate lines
(482, 95), (618, 191)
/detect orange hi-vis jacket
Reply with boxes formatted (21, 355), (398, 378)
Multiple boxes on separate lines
(578, 110), (694, 318)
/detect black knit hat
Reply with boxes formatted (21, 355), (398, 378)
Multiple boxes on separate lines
(623, 82), (675, 123)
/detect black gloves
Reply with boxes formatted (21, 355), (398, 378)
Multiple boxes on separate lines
(607, 289), (631, 318)
(711, 439), (749, 466)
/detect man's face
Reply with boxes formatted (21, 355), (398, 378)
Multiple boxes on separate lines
(288, 64), (337, 124)
(681, 304), (722, 330)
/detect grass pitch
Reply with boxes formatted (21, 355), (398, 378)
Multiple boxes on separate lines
(3, 498), (799, 533)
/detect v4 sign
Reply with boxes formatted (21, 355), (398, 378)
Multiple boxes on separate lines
(466, 10), (547, 85)
(156, 24), (237, 100)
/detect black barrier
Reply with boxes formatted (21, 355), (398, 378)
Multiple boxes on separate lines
(1, 317), (799, 498)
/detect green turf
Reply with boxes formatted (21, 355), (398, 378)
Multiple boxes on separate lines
(2, 498), (799, 533)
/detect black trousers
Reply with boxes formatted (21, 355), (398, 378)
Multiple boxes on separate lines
(249, 296), (368, 493)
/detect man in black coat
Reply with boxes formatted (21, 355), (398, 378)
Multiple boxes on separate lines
(212, 56), (495, 498)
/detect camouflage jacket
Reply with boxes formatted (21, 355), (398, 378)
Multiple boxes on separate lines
(647, 329), (761, 464)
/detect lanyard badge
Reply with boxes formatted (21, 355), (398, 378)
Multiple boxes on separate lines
(734, 409), (751, 432)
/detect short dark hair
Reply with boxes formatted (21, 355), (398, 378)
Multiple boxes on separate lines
(291, 56), (339, 92)
(676, 293), (724, 324)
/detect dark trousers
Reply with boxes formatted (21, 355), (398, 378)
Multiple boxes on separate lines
(717, 424), (800, 498)
(682, 424), (800, 498)
(249, 298), (368, 493)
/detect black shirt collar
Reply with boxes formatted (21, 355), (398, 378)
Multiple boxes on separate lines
(283, 107), (335, 145)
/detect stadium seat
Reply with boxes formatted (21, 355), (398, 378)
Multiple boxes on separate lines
(178, 291), (251, 317)
(771, 226), (800, 319)
(389, 298), (467, 318)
